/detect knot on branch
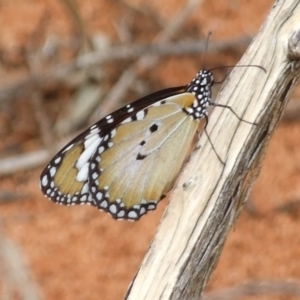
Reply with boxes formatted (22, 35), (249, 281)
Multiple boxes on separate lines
(288, 29), (300, 63)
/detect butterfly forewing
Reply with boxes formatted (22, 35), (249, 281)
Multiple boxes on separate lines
(40, 69), (214, 221)
(88, 94), (200, 220)
(40, 86), (186, 209)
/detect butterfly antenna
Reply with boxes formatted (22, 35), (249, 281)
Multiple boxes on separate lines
(211, 64), (266, 84)
(202, 31), (212, 70)
(210, 64), (266, 73)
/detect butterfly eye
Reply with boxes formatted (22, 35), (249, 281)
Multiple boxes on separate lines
(40, 69), (215, 220)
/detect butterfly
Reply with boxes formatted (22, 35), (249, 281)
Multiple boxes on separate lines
(40, 69), (215, 221)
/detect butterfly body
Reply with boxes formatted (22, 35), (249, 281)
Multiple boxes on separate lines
(40, 69), (214, 220)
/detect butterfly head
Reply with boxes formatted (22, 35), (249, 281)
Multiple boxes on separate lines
(185, 69), (214, 119)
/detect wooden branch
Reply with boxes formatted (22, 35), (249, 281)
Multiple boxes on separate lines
(125, 1), (300, 299)
(283, 98), (300, 121)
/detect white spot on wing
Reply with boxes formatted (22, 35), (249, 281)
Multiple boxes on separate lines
(63, 144), (74, 153)
(96, 192), (103, 200)
(109, 204), (117, 214)
(128, 211), (138, 219)
(122, 117), (132, 124)
(80, 195), (87, 202)
(81, 182), (89, 194)
(148, 204), (156, 210)
(76, 136), (102, 170)
(50, 167), (56, 177)
(117, 210), (125, 218)
(110, 129), (117, 137)
(90, 125), (100, 135)
(84, 133), (102, 148)
(42, 175), (48, 187)
(136, 110), (145, 120)
(54, 157), (61, 164)
(100, 200), (108, 208)
(98, 146), (105, 154)
(76, 163), (89, 181)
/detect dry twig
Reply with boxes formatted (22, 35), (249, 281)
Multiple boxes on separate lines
(0, 224), (43, 300)
(0, 141), (67, 176)
(202, 280), (300, 300)
(0, 38), (251, 104)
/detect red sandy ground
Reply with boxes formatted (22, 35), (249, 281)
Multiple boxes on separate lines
(1, 1), (300, 299)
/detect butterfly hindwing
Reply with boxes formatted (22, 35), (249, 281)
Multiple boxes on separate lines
(40, 124), (102, 206)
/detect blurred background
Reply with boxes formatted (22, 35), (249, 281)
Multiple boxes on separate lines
(0, 0), (300, 299)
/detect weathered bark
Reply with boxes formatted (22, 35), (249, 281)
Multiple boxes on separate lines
(125, 0), (300, 299)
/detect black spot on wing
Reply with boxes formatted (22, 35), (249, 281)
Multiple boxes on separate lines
(136, 153), (147, 160)
(149, 123), (158, 132)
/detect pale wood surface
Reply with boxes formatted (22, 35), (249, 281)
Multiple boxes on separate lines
(125, 0), (300, 299)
